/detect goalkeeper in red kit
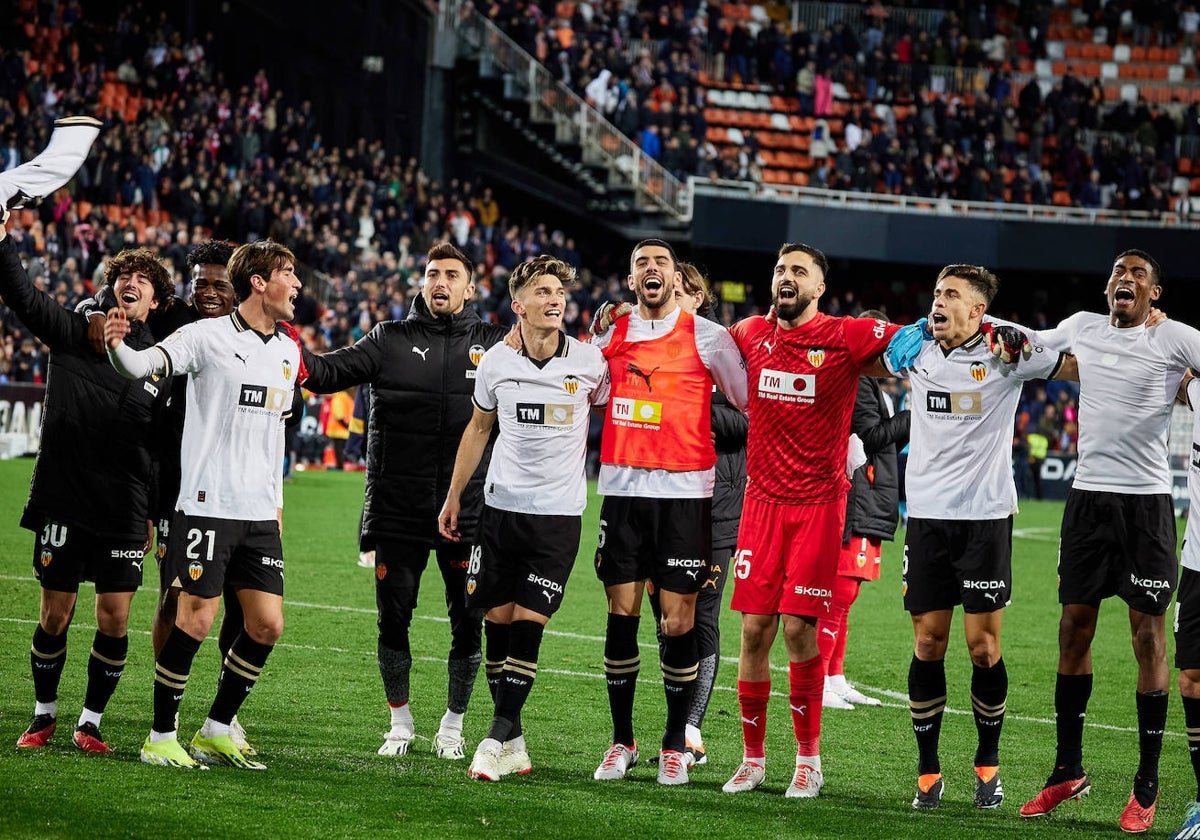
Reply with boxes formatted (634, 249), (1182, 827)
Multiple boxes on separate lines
(721, 243), (906, 799)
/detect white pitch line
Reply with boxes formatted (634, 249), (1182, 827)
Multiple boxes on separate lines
(1012, 527), (1059, 542)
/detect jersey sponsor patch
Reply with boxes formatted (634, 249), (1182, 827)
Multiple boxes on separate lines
(925, 390), (982, 417)
(238, 384), (290, 413)
(756, 368), (816, 404)
(610, 396), (662, 427)
(516, 402), (574, 426)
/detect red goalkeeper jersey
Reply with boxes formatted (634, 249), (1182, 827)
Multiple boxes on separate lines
(730, 312), (899, 504)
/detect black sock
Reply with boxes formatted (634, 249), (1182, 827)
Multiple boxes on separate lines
(1133, 689), (1168, 806)
(971, 657), (1007, 767)
(218, 586), (243, 663)
(908, 656), (946, 776)
(30, 624), (68, 707)
(660, 629), (698, 753)
(154, 626), (202, 734)
(484, 620), (510, 702)
(1052, 672), (1093, 774)
(604, 613), (640, 747)
(83, 631), (128, 716)
(1183, 694), (1200, 801)
(487, 620), (544, 743)
(208, 633), (273, 725)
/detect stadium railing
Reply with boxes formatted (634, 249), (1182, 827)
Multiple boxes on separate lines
(692, 176), (1200, 228)
(441, 0), (691, 220)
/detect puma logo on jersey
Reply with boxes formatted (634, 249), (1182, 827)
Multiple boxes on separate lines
(233, 352), (248, 365)
(412, 346), (430, 361)
(626, 363), (660, 391)
(762, 338), (775, 354)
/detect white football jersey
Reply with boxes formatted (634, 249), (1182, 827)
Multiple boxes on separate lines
(157, 311), (299, 520)
(592, 307), (747, 498)
(473, 333), (609, 515)
(1183, 377), (1200, 572)
(889, 330), (1062, 520)
(1036, 313), (1200, 494)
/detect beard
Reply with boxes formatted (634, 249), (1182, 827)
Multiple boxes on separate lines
(774, 292), (811, 321)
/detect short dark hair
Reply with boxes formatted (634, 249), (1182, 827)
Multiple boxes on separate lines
(859, 308), (888, 322)
(936, 264), (999, 305)
(631, 238), (679, 273)
(227, 239), (297, 302)
(1114, 248), (1161, 284)
(105, 248), (174, 306)
(679, 262), (715, 317)
(186, 240), (236, 273)
(427, 241), (474, 278)
(777, 243), (830, 281)
(509, 255), (576, 297)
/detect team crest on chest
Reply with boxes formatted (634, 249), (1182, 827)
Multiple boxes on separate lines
(469, 344), (485, 366)
(969, 362), (987, 382)
(282, 359), (294, 381)
(562, 375), (580, 396)
(807, 348), (826, 367)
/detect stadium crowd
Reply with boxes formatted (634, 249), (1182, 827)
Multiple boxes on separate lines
(484, 0), (1199, 211)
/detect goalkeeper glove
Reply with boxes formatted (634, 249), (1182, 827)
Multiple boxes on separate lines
(981, 322), (1032, 364)
(885, 317), (933, 372)
(589, 301), (632, 337)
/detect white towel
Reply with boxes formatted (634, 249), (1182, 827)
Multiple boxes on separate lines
(0, 116), (102, 209)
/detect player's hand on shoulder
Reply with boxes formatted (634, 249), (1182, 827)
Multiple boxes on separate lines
(980, 321), (1032, 365)
(884, 317), (933, 372)
(503, 323), (521, 351)
(589, 301), (632, 338)
(1146, 306), (1168, 327)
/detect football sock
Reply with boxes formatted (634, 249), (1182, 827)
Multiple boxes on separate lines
(1182, 694), (1200, 800)
(819, 575), (858, 675)
(909, 655), (947, 776)
(1052, 672), (1093, 773)
(82, 630), (128, 719)
(488, 620), (543, 744)
(484, 620), (511, 702)
(378, 642), (412, 706)
(788, 656), (823, 757)
(1133, 689), (1168, 806)
(389, 702), (414, 730)
(30, 624), (67, 706)
(603, 613), (640, 747)
(208, 633), (273, 725)
(970, 657), (1007, 767)
(688, 653), (718, 730)
(447, 652), (482, 716)
(738, 679), (770, 762)
(218, 585), (244, 662)
(660, 628), (698, 753)
(153, 626), (203, 735)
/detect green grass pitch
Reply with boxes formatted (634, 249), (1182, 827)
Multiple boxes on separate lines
(0, 458), (1192, 839)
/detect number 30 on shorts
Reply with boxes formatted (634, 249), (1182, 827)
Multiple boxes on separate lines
(734, 549), (752, 580)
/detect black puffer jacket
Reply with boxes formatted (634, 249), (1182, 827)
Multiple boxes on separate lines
(0, 237), (166, 541)
(844, 376), (910, 542)
(711, 388), (748, 549)
(301, 295), (508, 547)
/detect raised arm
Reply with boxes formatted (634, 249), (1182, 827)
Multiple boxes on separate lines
(104, 307), (169, 378)
(0, 230), (85, 351)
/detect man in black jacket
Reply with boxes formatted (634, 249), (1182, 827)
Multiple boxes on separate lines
(296, 242), (508, 759)
(818, 315), (910, 710)
(0, 213), (173, 754)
